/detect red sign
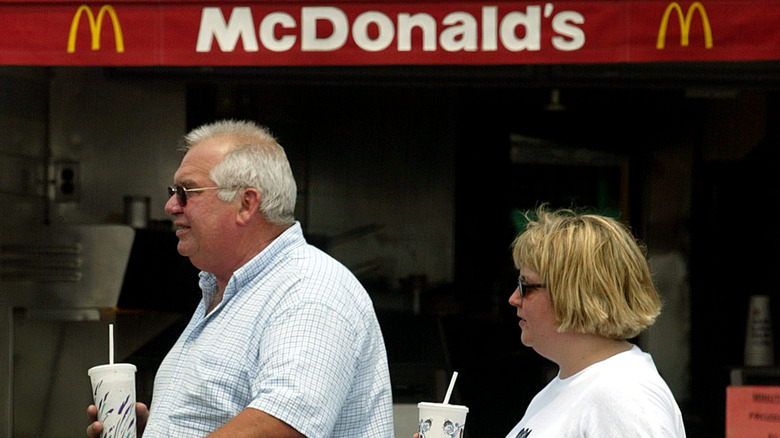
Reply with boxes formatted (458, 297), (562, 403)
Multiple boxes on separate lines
(0, 1), (778, 66)
(726, 386), (780, 438)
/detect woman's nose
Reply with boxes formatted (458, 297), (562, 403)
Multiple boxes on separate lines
(508, 287), (522, 307)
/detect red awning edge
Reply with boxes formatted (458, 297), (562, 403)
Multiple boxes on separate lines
(1, 1), (778, 66)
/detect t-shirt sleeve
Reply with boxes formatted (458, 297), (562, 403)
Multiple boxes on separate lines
(580, 379), (684, 437)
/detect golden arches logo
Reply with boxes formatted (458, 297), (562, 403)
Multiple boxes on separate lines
(67, 5), (124, 53)
(657, 2), (713, 49)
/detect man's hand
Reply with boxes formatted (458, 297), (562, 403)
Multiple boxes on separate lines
(87, 402), (149, 437)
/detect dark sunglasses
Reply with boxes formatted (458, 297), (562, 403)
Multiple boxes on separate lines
(167, 185), (220, 206)
(517, 277), (546, 298)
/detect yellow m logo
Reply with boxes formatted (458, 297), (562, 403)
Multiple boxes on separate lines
(657, 2), (713, 49)
(67, 5), (124, 53)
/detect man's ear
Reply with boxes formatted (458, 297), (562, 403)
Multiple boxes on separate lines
(237, 188), (261, 225)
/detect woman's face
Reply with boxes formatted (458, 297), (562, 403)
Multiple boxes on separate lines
(508, 266), (562, 356)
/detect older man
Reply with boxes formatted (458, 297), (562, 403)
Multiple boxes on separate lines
(88, 120), (393, 437)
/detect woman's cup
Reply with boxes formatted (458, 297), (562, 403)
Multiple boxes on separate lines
(418, 402), (469, 438)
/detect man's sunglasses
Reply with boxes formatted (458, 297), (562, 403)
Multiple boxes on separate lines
(167, 185), (221, 206)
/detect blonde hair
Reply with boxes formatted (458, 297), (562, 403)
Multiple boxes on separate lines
(511, 206), (660, 339)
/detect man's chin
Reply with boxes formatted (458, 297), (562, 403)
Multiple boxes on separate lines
(176, 242), (195, 258)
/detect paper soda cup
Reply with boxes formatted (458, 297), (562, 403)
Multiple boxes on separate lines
(418, 402), (469, 438)
(88, 363), (137, 438)
(745, 295), (774, 366)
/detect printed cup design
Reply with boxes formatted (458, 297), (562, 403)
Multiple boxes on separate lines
(418, 402), (469, 438)
(419, 418), (465, 438)
(88, 364), (137, 438)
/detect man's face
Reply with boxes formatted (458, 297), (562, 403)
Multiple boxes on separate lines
(164, 136), (237, 271)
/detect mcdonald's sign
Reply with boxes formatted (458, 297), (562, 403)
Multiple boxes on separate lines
(67, 4), (124, 53)
(2, 0), (779, 66)
(657, 2), (713, 49)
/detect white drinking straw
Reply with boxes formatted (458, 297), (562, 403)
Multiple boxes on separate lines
(443, 371), (458, 404)
(109, 323), (114, 365)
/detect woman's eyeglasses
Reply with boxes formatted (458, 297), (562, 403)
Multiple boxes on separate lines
(517, 277), (546, 298)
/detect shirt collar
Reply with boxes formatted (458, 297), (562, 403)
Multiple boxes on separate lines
(198, 221), (305, 302)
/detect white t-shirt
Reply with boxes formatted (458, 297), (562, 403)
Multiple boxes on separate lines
(505, 345), (686, 438)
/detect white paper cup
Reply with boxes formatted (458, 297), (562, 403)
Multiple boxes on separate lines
(88, 363), (137, 438)
(745, 295), (774, 366)
(418, 402), (469, 438)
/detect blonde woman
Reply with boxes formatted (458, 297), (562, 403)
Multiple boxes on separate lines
(506, 206), (686, 437)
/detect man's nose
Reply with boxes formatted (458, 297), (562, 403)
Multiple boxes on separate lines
(164, 193), (181, 214)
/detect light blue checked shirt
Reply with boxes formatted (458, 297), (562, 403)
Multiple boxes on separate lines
(143, 222), (394, 437)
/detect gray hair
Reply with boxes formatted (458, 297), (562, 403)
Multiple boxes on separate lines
(183, 120), (297, 225)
